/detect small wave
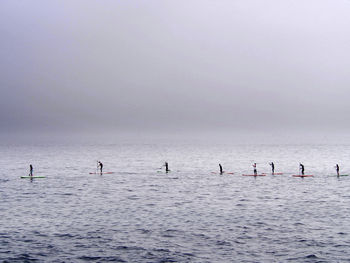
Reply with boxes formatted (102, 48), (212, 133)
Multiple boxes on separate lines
(127, 195), (139, 200)
(153, 248), (170, 253)
(193, 233), (210, 240)
(338, 232), (347, 235)
(182, 252), (195, 257)
(216, 240), (232, 246)
(115, 245), (145, 251)
(155, 257), (177, 263)
(32, 231), (48, 237)
(53, 233), (77, 238)
(0, 179), (9, 183)
(78, 255), (126, 262)
(137, 228), (151, 234)
(6, 253), (39, 262)
(287, 254), (320, 261)
(165, 229), (179, 232)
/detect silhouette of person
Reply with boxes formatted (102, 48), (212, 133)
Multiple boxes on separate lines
(269, 162), (275, 174)
(335, 164), (340, 177)
(98, 161), (103, 174)
(219, 164), (223, 174)
(165, 162), (169, 173)
(253, 163), (257, 176)
(299, 163), (305, 175)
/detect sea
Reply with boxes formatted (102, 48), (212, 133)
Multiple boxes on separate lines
(1, 134), (350, 262)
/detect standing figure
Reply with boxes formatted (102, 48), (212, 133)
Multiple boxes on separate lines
(335, 164), (340, 177)
(29, 164), (33, 177)
(253, 163), (257, 176)
(269, 162), (275, 174)
(98, 161), (103, 174)
(299, 163), (305, 175)
(219, 164), (223, 175)
(165, 162), (169, 173)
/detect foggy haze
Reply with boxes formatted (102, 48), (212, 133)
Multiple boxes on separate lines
(1, 0), (350, 135)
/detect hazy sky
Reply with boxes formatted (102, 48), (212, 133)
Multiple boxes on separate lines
(1, 0), (350, 135)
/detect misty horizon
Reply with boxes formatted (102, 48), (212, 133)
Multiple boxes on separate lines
(1, 1), (350, 135)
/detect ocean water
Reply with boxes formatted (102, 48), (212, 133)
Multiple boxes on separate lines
(1, 139), (350, 262)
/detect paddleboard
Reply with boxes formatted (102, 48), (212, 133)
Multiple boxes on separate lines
(332, 174), (349, 177)
(292, 175), (313, 177)
(242, 174), (266, 176)
(21, 176), (46, 179)
(89, 172), (114, 174)
(271, 173), (283, 175)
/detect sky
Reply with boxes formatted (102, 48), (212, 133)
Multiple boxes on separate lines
(1, 0), (350, 137)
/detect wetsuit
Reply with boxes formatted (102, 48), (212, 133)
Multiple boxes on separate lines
(219, 164), (223, 174)
(253, 163), (257, 175)
(29, 165), (33, 177)
(270, 162), (275, 174)
(299, 164), (305, 175)
(165, 162), (169, 173)
(336, 164), (340, 176)
(99, 162), (103, 173)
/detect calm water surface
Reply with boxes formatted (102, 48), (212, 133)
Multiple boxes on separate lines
(1, 141), (350, 262)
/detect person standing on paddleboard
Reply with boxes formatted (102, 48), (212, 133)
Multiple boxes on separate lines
(98, 161), (103, 174)
(299, 163), (305, 175)
(165, 162), (169, 173)
(29, 164), (33, 177)
(335, 164), (340, 176)
(269, 162), (275, 174)
(253, 163), (257, 176)
(219, 164), (223, 175)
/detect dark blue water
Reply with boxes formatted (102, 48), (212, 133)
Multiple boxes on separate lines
(1, 141), (350, 262)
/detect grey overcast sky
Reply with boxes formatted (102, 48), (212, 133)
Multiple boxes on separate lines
(1, 0), (350, 135)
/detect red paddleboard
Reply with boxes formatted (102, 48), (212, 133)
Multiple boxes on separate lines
(272, 173), (283, 175)
(242, 174), (266, 176)
(292, 175), (313, 177)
